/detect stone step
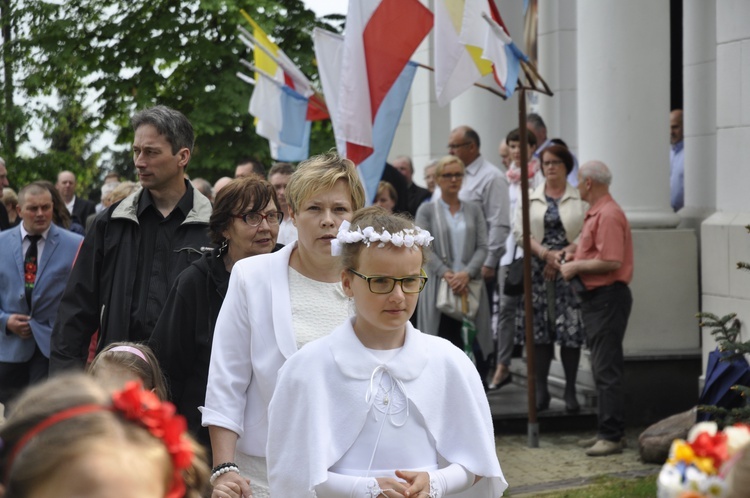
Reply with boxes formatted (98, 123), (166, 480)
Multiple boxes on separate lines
(506, 358), (598, 409)
(487, 382), (598, 434)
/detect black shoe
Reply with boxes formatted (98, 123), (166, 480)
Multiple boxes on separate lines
(488, 373), (513, 391)
(565, 394), (581, 414)
(565, 401), (581, 414)
(536, 393), (550, 411)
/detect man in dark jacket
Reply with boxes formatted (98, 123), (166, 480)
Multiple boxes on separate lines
(392, 155), (431, 218)
(50, 106), (212, 372)
(380, 162), (409, 215)
(56, 170), (96, 226)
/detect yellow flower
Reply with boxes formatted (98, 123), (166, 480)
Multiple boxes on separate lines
(693, 456), (717, 475)
(669, 441), (695, 465)
(667, 441), (717, 475)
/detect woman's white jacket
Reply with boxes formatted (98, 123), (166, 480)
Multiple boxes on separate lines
(513, 181), (588, 244)
(201, 242), (299, 457)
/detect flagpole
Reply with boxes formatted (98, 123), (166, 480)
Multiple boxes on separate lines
(517, 87), (539, 448)
(413, 63), (508, 100)
(515, 58), (553, 450)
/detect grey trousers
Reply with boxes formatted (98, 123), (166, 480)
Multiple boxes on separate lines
(496, 287), (521, 367)
(580, 282), (632, 442)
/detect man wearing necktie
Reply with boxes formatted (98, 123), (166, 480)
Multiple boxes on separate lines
(0, 182), (83, 404)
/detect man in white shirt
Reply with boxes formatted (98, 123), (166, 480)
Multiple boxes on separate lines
(447, 126), (510, 281)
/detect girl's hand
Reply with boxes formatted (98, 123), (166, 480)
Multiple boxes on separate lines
(395, 470), (431, 497)
(375, 477), (408, 497)
(211, 472), (252, 498)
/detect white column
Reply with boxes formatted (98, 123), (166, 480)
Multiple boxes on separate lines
(536, 0), (578, 154)
(577, 0), (698, 355)
(680, 0), (716, 226)
(701, 0), (750, 368)
(577, 0), (678, 228)
(449, 0), (525, 166)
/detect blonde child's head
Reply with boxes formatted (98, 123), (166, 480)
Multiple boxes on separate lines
(0, 374), (209, 498)
(88, 342), (168, 401)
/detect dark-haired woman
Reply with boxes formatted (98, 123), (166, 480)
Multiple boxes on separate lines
(149, 176), (283, 451)
(514, 144), (588, 412)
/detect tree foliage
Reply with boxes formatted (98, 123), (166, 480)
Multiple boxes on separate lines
(1, 0), (340, 195)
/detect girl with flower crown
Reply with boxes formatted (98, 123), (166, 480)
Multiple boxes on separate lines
(267, 207), (507, 498)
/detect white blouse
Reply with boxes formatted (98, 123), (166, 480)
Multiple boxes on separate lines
(289, 266), (351, 349)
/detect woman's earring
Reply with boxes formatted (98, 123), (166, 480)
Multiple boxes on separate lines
(219, 239), (229, 256)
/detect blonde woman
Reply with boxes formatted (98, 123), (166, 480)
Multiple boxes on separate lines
(415, 155), (491, 366)
(203, 152), (365, 498)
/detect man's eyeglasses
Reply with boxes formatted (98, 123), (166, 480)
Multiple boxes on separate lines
(233, 211), (284, 227)
(440, 173), (464, 180)
(447, 142), (471, 151)
(348, 268), (428, 294)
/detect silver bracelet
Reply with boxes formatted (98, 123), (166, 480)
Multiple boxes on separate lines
(209, 465), (240, 485)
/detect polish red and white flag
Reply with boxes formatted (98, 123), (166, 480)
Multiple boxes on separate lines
(338, 0), (433, 164)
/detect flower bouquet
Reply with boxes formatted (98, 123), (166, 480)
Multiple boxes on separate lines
(657, 422), (750, 498)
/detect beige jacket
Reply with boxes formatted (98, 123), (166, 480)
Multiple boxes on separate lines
(513, 181), (588, 244)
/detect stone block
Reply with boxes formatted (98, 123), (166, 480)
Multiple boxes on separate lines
(638, 407), (697, 464)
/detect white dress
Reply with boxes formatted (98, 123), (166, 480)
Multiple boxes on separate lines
(267, 318), (508, 497)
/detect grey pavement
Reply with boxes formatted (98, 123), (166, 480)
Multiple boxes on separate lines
(488, 382), (661, 496)
(494, 428), (660, 496)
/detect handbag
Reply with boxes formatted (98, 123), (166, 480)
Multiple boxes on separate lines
(504, 245), (524, 296)
(436, 277), (483, 321)
(431, 202), (483, 320)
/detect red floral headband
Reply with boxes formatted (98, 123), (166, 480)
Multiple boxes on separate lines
(4, 382), (193, 498)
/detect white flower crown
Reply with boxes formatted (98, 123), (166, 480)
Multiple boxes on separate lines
(330, 220), (434, 256)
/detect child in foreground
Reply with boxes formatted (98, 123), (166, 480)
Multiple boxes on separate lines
(267, 207), (507, 497)
(0, 374), (209, 498)
(86, 342), (249, 498)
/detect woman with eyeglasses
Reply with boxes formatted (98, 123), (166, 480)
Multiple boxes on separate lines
(202, 152), (366, 498)
(149, 176), (283, 454)
(415, 155), (493, 365)
(513, 143), (588, 413)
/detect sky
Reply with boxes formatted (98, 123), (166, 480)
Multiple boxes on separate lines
(302, 0), (348, 17)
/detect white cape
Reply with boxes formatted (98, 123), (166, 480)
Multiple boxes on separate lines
(267, 318), (508, 497)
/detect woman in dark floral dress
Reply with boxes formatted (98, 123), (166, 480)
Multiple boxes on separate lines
(514, 144), (588, 412)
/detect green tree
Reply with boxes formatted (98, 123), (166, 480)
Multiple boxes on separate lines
(5, 0), (339, 192)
